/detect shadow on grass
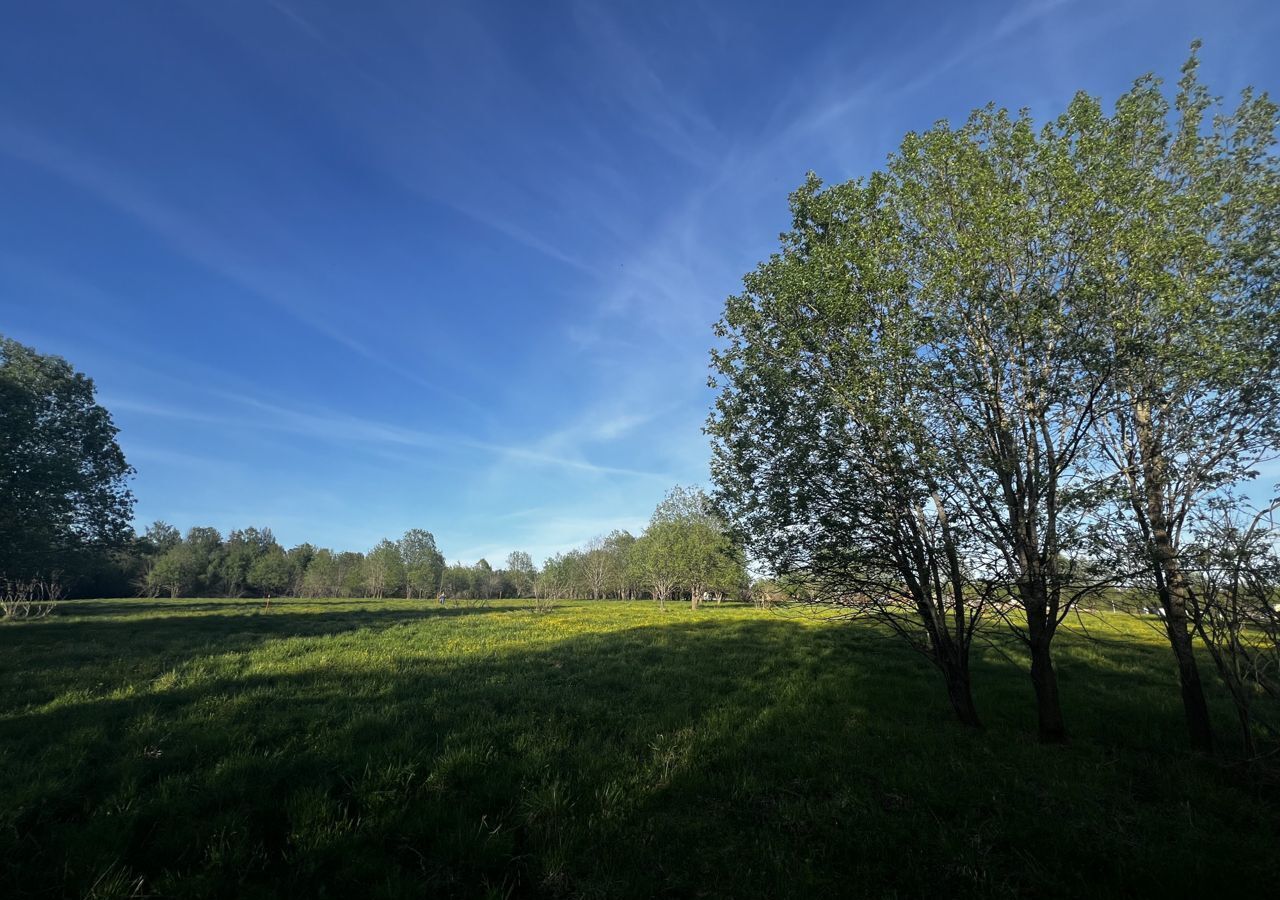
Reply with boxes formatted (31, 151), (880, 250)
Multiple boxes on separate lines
(1, 612), (1277, 899)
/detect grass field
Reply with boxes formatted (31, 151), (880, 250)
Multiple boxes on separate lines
(2, 599), (1278, 898)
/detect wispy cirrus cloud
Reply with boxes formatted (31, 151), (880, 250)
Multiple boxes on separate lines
(0, 121), (482, 413)
(106, 385), (670, 482)
(9, 0), (1268, 560)
(567, 2), (725, 170)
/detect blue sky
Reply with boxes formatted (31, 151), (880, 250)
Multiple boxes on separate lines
(2, 0), (1278, 564)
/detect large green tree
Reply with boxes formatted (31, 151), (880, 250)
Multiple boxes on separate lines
(1086, 48), (1280, 753)
(364, 539), (405, 599)
(504, 550), (537, 598)
(147, 543), (199, 598)
(399, 528), (445, 599)
(633, 522), (683, 609)
(302, 548), (339, 597)
(220, 527), (277, 597)
(711, 118), (1109, 740)
(249, 547), (292, 597)
(633, 487), (745, 610)
(710, 49), (1277, 744)
(337, 551), (365, 597)
(0, 336), (134, 581)
(709, 169), (992, 727)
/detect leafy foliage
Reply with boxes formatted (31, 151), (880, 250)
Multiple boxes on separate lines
(0, 336), (134, 580)
(709, 47), (1279, 744)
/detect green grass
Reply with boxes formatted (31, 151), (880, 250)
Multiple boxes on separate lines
(1, 599), (1277, 898)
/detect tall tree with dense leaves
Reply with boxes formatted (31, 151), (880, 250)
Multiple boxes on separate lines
(143, 521), (181, 556)
(183, 527), (225, 596)
(249, 547), (292, 597)
(0, 336), (134, 581)
(893, 102), (1121, 744)
(365, 539), (405, 599)
(399, 529), (445, 599)
(302, 548), (339, 597)
(336, 551), (365, 597)
(220, 527), (277, 597)
(633, 522), (683, 609)
(286, 543), (316, 594)
(709, 171), (990, 727)
(602, 531), (638, 599)
(147, 544), (198, 599)
(504, 550), (537, 597)
(709, 63), (1252, 741)
(1086, 48), (1280, 753)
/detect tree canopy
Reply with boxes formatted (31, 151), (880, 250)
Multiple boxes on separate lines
(0, 336), (134, 581)
(709, 46), (1279, 745)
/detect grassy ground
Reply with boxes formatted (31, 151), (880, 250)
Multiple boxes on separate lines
(1, 599), (1277, 899)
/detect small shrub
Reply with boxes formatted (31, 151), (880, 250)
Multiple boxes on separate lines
(1, 575), (64, 619)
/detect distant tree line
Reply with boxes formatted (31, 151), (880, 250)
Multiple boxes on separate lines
(135, 523), (451, 600)
(83, 482), (750, 606)
(66, 491), (749, 608)
(2, 333), (750, 608)
(133, 484), (750, 605)
(537, 486), (749, 608)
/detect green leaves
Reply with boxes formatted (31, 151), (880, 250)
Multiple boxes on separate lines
(711, 43), (1279, 586)
(0, 336), (135, 580)
(709, 44), (1278, 742)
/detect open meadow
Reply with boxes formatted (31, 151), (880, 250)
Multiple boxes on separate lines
(6, 7), (1280, 899)
(2, 599), (1278, 898)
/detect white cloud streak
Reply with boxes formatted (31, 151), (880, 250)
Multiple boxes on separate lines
(0, 121), (483, 413)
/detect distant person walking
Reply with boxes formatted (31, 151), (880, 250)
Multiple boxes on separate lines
(437, 591), (445, 606)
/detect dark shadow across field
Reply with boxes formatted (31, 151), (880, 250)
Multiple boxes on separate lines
(1, 604), (1277, 898)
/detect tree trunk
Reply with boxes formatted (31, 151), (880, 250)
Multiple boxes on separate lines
(1016, 561), (1069, 744)
(1162, 589), (1215, 754)
(1134, 400), (1215, 754)
(939, 656), (981, 728)
(1148, 541), (1215, 752)
(1029, 638), (1068, 743)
